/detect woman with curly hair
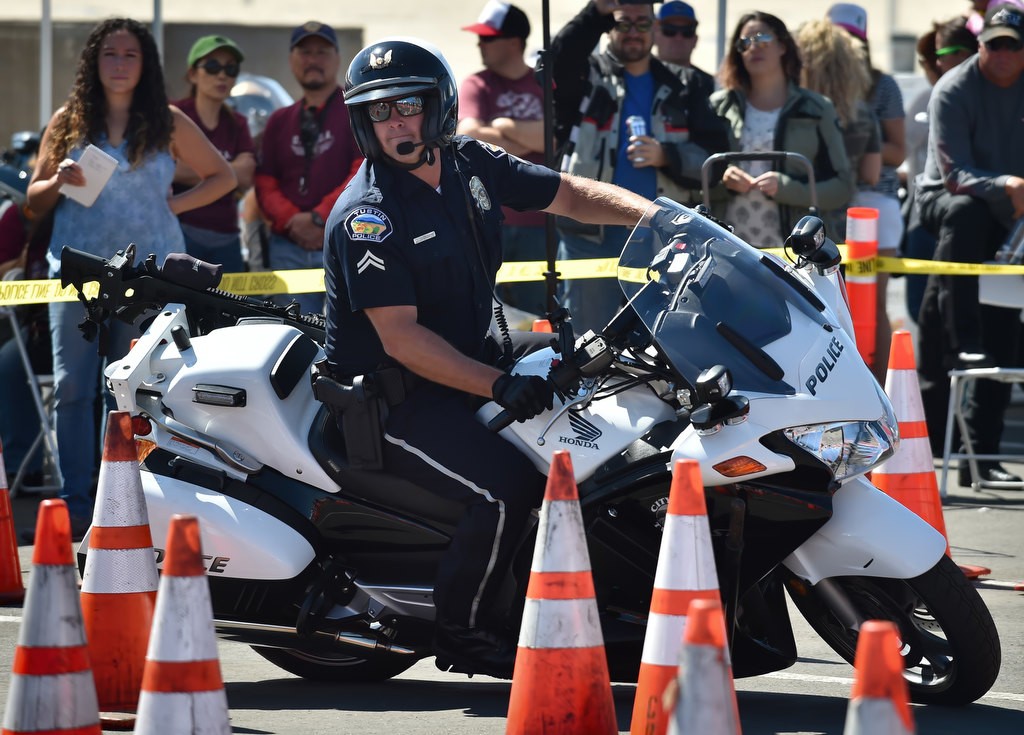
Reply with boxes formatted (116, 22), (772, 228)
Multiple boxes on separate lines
(711, 12), (852, 249)
(26, 17), (235, 537)
(795, 19), (882, 241)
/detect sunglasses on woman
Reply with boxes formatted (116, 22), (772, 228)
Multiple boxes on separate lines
(735, 31), (775, 54)
(660, 23), (697, 39)
(367, 96), (425, 123)
(197, 59), (240, 78)
(613, 19), (654, 34)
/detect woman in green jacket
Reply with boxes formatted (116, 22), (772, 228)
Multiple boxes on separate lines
(710, 12), (853, 248)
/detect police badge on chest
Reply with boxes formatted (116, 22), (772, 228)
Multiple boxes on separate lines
(468, 176), (491, 214)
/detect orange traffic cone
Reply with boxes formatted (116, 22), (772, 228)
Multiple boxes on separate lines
(630, 459), (720, 735)
(665, 599), (741, 735)
(842, 620), (915, 735)
(80, 411), (159, 727)
(845, 207), (880, 371)
(1, 499), (101, 734)
(506, 450), (617, 735)
(532, 318), (553, 333)
(1, 438), (25, 603)
(873, 330), (990, 579)
(134, 514), (229, 734)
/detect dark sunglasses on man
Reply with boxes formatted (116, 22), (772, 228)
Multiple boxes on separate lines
(983, 37), (1023, 53)
(367, 96), (425, 123)
(197, 58), (240, 78)
(613, 18), (654, 34)
(660, 23), (697, 39)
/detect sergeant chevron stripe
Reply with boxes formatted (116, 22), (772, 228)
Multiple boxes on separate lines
(357, 250), (385, 274)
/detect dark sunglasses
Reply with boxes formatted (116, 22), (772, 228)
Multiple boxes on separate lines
(197, 59), (240, 78)
(735, 31), (775, 54)
(983, 37), (1023, 53)
(660, 23), (697, 39)
(613, 18), (654, 33)
(479, 35), (513, 44)
(367, 96), (425, 123)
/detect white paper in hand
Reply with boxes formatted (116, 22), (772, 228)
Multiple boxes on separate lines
(60, 144), (119, 207)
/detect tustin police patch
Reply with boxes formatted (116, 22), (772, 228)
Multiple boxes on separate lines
(346, 207), (393, 243)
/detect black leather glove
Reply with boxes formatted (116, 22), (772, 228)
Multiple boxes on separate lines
(491, 373), (555, 422)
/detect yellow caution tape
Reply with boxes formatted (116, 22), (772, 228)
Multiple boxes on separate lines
(4, 252), (1023, 306)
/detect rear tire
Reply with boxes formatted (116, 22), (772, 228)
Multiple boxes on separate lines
(251, 645), (420, 682)
(787, 555), (1001, 705)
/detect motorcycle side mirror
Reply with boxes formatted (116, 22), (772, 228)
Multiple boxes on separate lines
(785, 216), (842, 272)
(694, 364), (731, 405)
(785, 216), (827, 256)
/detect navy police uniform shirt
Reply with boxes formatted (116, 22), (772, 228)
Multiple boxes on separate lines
(324, 136), (562, 376)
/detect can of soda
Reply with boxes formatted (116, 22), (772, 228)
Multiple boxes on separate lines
(625, 115), (647, 139)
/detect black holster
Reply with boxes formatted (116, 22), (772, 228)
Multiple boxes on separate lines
(312, 361), (386, 471)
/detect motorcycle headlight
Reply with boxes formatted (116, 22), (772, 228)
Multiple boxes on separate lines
(783, 415), (898, 481)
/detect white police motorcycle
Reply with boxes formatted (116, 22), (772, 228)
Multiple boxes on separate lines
(65, 197), (999, 704)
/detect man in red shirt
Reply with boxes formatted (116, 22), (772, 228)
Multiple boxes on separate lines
(458, 2), (549, 315)
(255, 22), (362, 314)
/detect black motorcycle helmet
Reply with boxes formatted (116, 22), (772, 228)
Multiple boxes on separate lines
(344, 37), (458, 168)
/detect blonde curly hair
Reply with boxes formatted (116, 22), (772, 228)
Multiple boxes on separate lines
(794, 19), (871, 127)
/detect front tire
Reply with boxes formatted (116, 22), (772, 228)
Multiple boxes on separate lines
(786, 555), (1001, 705)
(251, 646), (420, 682)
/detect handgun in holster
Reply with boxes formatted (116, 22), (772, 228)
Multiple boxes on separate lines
(312, 361), (385, 471)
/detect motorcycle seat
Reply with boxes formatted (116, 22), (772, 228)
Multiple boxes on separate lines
(307, 405), (464, 529)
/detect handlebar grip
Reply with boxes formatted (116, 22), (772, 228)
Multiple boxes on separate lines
(487, 410), (515, 432)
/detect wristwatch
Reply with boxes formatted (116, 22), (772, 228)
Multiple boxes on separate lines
(310, 211), (325, 228)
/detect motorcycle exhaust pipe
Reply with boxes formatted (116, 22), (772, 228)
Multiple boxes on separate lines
(213, 619), (417, 656)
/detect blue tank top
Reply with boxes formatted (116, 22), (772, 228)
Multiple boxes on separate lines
(47, 137), (184, 274)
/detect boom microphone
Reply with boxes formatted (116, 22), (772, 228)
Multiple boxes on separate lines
(396, 140), (422, 155)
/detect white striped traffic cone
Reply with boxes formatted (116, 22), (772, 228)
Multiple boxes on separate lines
(842, 620), (915, 735)
(874, 331), (989, 578)
(666, 598), (741, 735)
(81, 411), (159, 726)
(506, 450), (616, 735)
(1, 499), (101, 735)
(134, 514), (230, 735)
(630, 459), (720, 735)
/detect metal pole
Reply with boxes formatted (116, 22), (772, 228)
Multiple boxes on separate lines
(39, 0), (52, 128)
(716, 0), (727, 73)
(539, 0), (559, 314)
(153, 0), (164, 62)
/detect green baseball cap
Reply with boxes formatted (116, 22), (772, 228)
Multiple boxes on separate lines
(187, 35), (244, 68)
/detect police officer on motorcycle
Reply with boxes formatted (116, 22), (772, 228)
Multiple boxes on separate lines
(325, 37), (651, 677)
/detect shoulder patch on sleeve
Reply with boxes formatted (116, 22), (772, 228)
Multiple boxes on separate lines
(480, 141), (507, 158)
(345, 206), (393, 243)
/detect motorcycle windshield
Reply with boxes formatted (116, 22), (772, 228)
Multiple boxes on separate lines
(618, 198), (831, 395)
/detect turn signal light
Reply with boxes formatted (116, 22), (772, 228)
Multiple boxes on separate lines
(712, 456), (767, 477)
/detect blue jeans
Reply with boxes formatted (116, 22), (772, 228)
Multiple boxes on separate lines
(49, 298), (134, 520)
(268, 233), (325, 315)
(557, 226), (629, 335)
(0, 330), (41, 478)
(903, 224), (937, 324)
(181, 224), (244, 275)
(497, 225), (550, 316)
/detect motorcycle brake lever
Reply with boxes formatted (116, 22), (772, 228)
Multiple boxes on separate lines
(535, 380), (597, 446)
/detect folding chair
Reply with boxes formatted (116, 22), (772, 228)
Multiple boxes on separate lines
(1, 268), (61, 495)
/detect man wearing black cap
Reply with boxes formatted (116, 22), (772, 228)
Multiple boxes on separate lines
(457, 1), (548, 315)
(914, 2), (1024, 483)
(255, 21), (362, 314)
